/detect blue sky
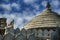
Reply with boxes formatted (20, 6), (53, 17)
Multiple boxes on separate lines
(0, 0), (60, 29)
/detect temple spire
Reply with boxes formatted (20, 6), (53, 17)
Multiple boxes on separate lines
(46, 1), (50, 9)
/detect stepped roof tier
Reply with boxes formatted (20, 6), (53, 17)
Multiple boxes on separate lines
(23, 2), (60, 29)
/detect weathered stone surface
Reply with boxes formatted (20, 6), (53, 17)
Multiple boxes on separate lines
(3, 33), (14, 40)
(32, 29), (37, 37)
(21, 28), (27, 37)
(14, 28), (20, 35)
(38, 29), (43, 37)
(27, 30), (32, 38)
(28, 33), (35, 40)
(5, 27), (14, 35)
(15, 33), (26, 40)
(0, 35), (2, 40)
(44, 29), (49, 36)
(49, 30), (54, 36)
(51, 31), (57, 40)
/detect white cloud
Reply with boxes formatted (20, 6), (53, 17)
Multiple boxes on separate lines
(31, 4), (40, 10)
(41, 1), (47, 7)
(51, 0), (59, 8)
(14, 17), (24, 29)
(25, 16), (32, 20)
(11, 3), (20, 10)
(53, 9), (60, 14)
(15, 17), (23, 24)
(0, 4), (11, 11)
(23, 0), (36, 4)
(0, 1), (39, 29)
(0, 3), (20, 11)
(34, 5), (40, 10)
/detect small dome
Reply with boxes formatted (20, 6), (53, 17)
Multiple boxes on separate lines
(23, 2), (60, 29)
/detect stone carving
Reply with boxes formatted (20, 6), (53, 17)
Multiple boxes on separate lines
(49, 30), (54, 36)
(14, 28), (20, 35)
(21, 28), (27, 37)
(3, 33), (14, 40)
(32, 29), (37, 37)
(27, 29), (32, 38)
(44, 29), (49, 36)
(14, 28), (21, 38)
(28, 33), (35, 40)
(5, 28), (14, 35)
(38, 29), (43, 37)
(15, 33), (26, 40)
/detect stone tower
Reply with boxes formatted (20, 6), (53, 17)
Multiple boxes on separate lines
(0, 18), (7, 36)
(0, 18), (14, 36)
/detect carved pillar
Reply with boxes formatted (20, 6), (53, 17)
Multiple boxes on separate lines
(38, 29), (43, 37)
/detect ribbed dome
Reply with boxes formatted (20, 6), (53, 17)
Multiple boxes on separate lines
(23, 3), (60, 29)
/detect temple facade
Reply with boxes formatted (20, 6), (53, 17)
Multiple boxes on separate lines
(23, 2), (60, 40)
(0, 2), (60, 40)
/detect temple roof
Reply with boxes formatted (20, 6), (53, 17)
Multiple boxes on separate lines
(23, 2), (60, 29)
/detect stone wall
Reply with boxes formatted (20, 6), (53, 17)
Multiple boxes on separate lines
(0, 28), (56, 40)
